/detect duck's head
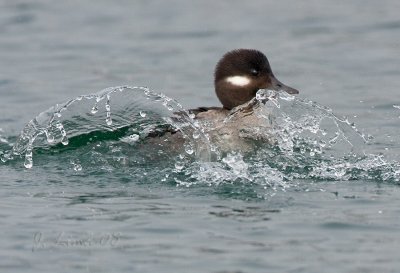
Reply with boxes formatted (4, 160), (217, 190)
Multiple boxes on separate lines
(214, 49), (299, 110)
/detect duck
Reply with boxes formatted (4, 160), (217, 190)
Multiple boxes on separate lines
(191, 49), (299, 151)
(147, 49), (299, 153)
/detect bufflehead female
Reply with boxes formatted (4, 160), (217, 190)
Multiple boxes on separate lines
(191, 49), (299, 151)
(148, 49), (299, 152)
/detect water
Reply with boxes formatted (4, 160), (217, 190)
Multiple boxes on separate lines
(1, 0), (400, 272)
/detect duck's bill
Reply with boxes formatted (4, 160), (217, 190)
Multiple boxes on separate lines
(271, 77), (299, 94)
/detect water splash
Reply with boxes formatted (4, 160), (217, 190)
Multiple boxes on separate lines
(1, 87), (399, 196)
(4, 86), (213, 169)
(247, 90), (400, 183)
(172, 89), (400, 192)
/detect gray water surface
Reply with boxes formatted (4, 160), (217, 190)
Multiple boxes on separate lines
(1, 1), (400, 272)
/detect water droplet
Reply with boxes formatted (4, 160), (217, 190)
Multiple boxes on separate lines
(139, 111), (147, 117)
(45, 130), (54, 144)
(24, 147), (33, 169)
(61, 136), (69, 145)
(106, 116), (113, 126)
(1, 152), (12, 162)
(184, 145), (194, 155)
(280, 92), (295, 101)
(256, 90), (268, 101)
(105, 95), (112, 125)
(56, 122), (69, 145)
(162, 99), (174, 111)
(91, 104), (98, 114)
(120, 134), (140, 145)
(71, 161), (82, 171)
(175, 161), (185, 171)
(192, 131), (200, 139)
(129, 134), (139, 142)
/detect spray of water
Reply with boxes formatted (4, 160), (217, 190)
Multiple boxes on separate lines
(2, 86), (213, 168)
(1, 87), (399, 192)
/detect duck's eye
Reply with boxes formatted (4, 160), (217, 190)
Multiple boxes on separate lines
(250, 69), (259, 76)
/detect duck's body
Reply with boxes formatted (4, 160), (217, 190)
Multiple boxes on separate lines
(192, 103), (274, 152)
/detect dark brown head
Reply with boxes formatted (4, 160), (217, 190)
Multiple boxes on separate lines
(214, 49), (299, 110)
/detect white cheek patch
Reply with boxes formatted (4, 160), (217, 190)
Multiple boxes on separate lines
(225, 76), (251, 87)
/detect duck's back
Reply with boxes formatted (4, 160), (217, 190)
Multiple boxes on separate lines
(194, 105), (275, 152)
